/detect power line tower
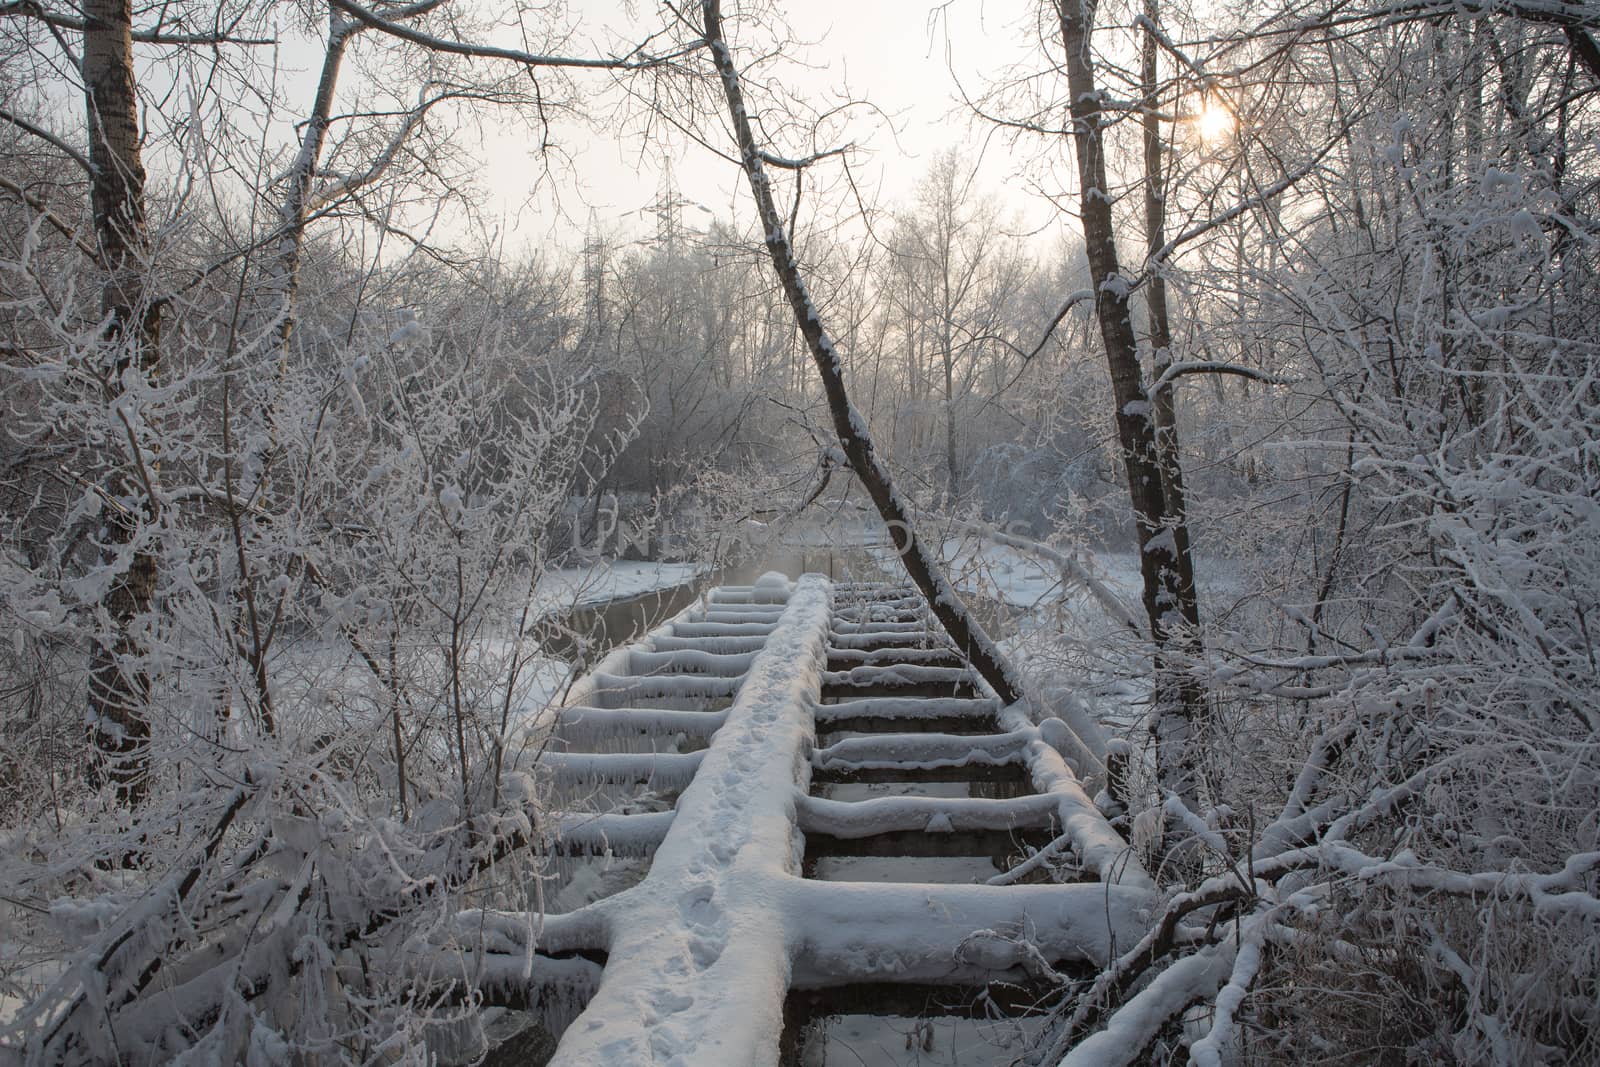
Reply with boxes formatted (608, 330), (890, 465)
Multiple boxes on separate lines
(580, 209), (607, 357)
(652, 163), (690, 250)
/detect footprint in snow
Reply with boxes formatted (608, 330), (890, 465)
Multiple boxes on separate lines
(646, 988), (694, 1023)
(688, 933), (723, 970)
(678, 883), (727, 969)
(680, 883), (720, 926)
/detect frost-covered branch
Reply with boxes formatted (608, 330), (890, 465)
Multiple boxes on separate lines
(1148, 359), (1292, 394)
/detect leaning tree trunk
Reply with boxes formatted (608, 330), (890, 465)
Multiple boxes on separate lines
(702, 0), (1023, 705)
(1057, 0), (1204, 809)
(84, 0), (159, 805)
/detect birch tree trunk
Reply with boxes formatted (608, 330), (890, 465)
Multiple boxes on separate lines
(83, 0), (158, 805)
(270, 5), (356, 354)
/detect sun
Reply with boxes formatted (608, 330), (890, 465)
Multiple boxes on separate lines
(1194, 96), (1236, 145)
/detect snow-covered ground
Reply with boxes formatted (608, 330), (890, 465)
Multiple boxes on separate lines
(940, 540), (1074, 611)
(532, 560), (708, 616)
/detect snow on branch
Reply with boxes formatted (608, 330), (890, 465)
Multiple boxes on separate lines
(1303, 843), (1600, 922)
(1185, 917), (1269, 1067)
(1148, 360), (1292, 394)
(1057, 939), (1237, 1067)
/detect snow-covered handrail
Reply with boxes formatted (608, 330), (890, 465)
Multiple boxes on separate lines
(997, 702), (1153, 889)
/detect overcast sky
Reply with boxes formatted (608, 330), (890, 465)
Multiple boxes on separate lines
(471, 0), (1072, 257)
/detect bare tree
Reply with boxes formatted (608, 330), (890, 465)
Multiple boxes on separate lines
(885, 150), (1031, 502)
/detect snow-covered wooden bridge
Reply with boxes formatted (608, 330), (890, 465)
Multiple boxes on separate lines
(492, 573), (1155, 1064)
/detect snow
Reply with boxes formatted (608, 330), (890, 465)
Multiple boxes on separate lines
(553, 706), (727, 750)
(813, 731), (1031, 772)
(541, 750), (706, 792)
(588, 671), (742, 709)
(813, 697), (999, 725)
(537, 573), (1157, 1064)
(546, 574), (833, 1066)
(785, 879), (1151, 986)
(551, 811), (677, 858)
(532, 561), (708, 617)
(1100, 273), (1131, 299)
(798, 792), (1059, 839)
(1056, 943), (1236, 1067)
(996, 699), (1152, 890)
(754, 572), (791, 593)
(1142, 529), (1178, 560)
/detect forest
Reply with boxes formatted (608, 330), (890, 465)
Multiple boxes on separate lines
(1, 0), (1597, 1064)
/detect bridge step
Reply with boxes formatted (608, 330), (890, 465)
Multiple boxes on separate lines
(820, 665), (980, 701)
(649, 634), (768, 654)
(802, 826), (1056, 861)
(670, 620), (778, 637)
(816, 721), (997, 746)
(826, 647), (967, 670)
(811, 764), (1032, 790)
(552, 706), (726, 751)
(778, 980), (1075, 1067)
(627, 647), (758, 676)
(829, 619), (926, 635)
(813, 695), (998, 721)
(813, 730), (1030, 768)
(588, 671), (743, 708)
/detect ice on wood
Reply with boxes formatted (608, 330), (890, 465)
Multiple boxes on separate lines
(813, 730), (1031, 771)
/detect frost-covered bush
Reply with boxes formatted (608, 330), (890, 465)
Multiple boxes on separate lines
(1175, 30), (1600, 1065)
(1016, 12), (1600, 1063)
(0, 224), (627, 1060)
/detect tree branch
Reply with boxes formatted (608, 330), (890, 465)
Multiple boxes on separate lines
(1149, 360), (1292, 394)
(0, 0), (274, 45)
(0, 106), (92, 174)
(326, 0), (696, 70)
(0, 174), (101, 261)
